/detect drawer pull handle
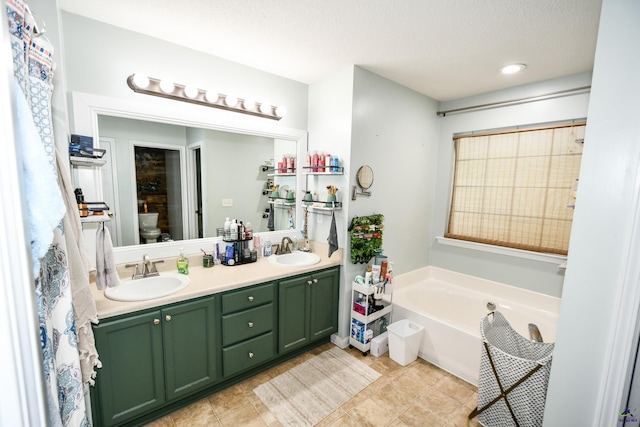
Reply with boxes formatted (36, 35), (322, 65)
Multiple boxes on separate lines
(153, 319), (160, 325)
(248, 322), (254, 328)
(248, 296), (254, 302)
(248, 352), (254, 359)
(165, 315), (172, 322)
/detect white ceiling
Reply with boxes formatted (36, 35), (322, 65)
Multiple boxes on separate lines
(58, 0), (602, 102)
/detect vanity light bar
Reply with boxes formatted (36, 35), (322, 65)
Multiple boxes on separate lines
(126, 74), (286, 121)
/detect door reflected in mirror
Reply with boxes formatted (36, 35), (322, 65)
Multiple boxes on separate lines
(98, 115), (297, 247)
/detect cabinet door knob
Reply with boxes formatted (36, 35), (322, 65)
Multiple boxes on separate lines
(307, 280), (313, 285)
(248, 322), (254, 328)
(165, 315), (172, 322)
(248, 352), (254, 359)
(313, 278), (318, 284)
(248, 296), (254, 302)
(153, 318), (160, 325)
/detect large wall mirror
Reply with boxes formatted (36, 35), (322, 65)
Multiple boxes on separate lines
(97, 115), (297, 247)
(70, 92), (306, 262)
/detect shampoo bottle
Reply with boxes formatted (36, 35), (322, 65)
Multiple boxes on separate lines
(177, 249), (189, 275)
(224, 217), (231, 238)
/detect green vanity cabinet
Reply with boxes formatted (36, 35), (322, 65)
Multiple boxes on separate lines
(278, 267), (340, 354)
(91, 267), (340, 426)
(92, 296), (217, 427)
(221, 282), (276, 377)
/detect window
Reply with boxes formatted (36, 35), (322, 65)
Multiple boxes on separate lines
(445, 121), (585, 255)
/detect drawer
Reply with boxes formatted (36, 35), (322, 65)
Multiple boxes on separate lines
(222, 282), (274, 314)
(222, 303), (274, 347)
(222, 332), (275, 377)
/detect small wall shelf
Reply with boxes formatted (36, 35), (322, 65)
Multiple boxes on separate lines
(70, 155), (107, 167)
(80, 215), (110, 223)
(269, 199), (296, 208)
(302, 166), (344, 176)
(303, 201), (342, 214)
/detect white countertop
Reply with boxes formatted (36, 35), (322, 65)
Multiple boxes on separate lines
(91, 243), (342, 319)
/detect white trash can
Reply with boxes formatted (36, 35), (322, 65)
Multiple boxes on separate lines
(387, 319), (424, 366)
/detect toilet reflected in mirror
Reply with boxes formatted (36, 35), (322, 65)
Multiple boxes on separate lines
(139, 213), (161, 243)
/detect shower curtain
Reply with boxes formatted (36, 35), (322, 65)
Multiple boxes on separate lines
(7, 1), (96, 425)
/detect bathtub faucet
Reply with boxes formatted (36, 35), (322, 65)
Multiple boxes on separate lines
(486, 301), (496, 311)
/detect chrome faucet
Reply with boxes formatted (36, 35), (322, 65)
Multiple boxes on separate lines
(126, 254), (164, 279)
(279, 237), (294, 254)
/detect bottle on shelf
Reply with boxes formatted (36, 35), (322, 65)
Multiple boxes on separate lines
(230, 219), (238, 240)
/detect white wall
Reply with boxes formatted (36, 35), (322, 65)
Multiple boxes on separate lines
(60, 12), (309, 132)
(431, 72), (592, 297)
(308, 66), (441, 340)
(350, 66), (440, 274)
(544, 0), (640, 424)
(307, 66), (355, 342)
(202, 129), (274, 235)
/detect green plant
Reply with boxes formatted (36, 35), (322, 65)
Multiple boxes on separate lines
(349, 214), (384, 264)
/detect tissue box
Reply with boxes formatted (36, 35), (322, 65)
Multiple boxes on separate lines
(370, 331), (389, 357)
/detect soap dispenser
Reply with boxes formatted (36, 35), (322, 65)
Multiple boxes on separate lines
(177, 248), (189, 275)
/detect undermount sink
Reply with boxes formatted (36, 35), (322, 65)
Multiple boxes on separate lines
(105, 273), (191, 302)
(268, 251), (321, 267)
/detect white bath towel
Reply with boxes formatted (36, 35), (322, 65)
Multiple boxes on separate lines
(96, 224), (120, 290)
(14, 79), (65, 276)
(56, 149), (101, 384)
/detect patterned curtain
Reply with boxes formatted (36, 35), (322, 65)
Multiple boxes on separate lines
(6, 1), (90, 425)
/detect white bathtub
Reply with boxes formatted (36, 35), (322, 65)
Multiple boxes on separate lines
(391, 266), (561, 386)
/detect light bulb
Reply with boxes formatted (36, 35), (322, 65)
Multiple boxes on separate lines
(243, 98), (255, 111)
(275, 106), (287, 118)
(205, 90), (219, 103)
(159, 79), (175, 93)
(224, 95), (238, 107)
(499, 64), (527, 75)
(183, 85), (199, 99)
(259, 102), (272, 114)
(132, 73), (150, 89)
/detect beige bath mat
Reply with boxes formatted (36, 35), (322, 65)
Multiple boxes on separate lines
(253, 347), (381, 426)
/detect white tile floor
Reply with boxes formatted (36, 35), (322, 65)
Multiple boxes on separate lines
(145, 343), (481, 427)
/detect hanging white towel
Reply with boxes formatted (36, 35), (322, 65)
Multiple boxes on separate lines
(14, 80), (65, 277)
(96, 224), (120, 290)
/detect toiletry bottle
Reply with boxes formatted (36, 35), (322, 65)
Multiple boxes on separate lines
(230, 219), (238, 240)
(224, 217), (231, 238)
(264, 240), (272, 256)
(365, 265), (372, 285)
(254, 234), (261, 257)
(325, 153), (332, 172)
(312, 150), (319, 172)
(245, 221), (253, 239)
(177, 249), (189, 275)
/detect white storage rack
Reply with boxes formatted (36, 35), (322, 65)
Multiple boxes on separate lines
(349, 281), (393, 356)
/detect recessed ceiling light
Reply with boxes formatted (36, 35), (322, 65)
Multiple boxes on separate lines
(499, 64), (527, 74)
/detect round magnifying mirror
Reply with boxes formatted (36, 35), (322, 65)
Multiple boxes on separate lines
(357, 165), (374, 190)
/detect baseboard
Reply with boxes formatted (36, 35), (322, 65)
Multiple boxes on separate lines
(331, 333), (349, 348)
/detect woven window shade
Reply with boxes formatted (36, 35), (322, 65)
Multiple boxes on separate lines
(445, 122), (585, 255)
